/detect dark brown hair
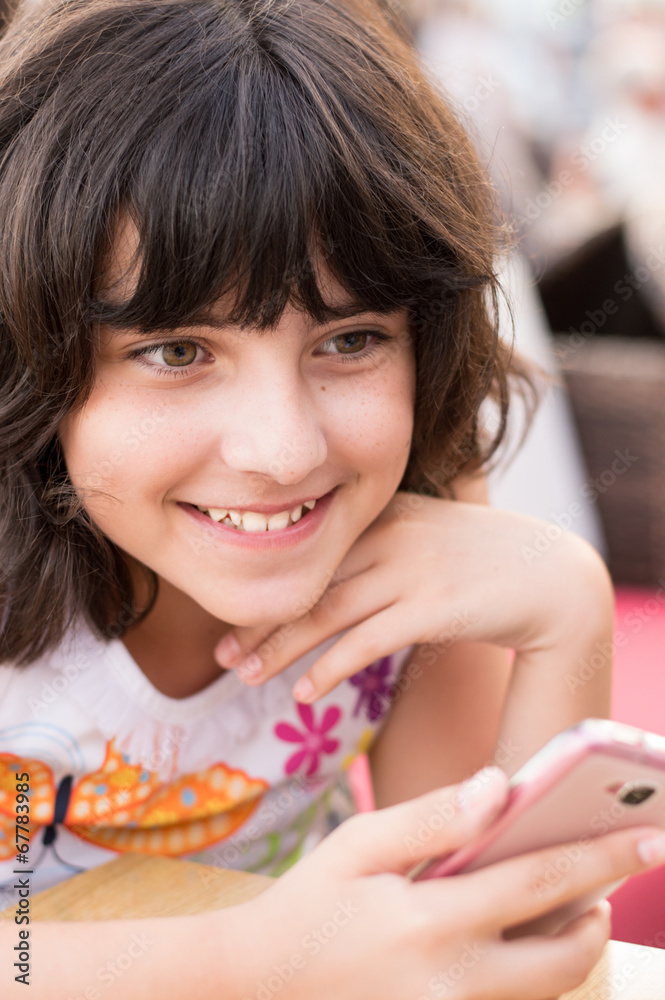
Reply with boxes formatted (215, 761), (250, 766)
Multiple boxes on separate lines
(0, 0), (527, 664)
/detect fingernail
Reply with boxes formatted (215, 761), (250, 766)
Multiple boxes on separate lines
(456, 766), (504, 813)
(237, 653), (263, 682)
(577, 899), (611, 924)
(638, 832), (665, 867)
(293, 676), (315, 703)
(216, 633), (242, 667)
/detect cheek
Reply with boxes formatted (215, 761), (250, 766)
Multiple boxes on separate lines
(59, 390), (183, 507)
(324, 366), (414, 471)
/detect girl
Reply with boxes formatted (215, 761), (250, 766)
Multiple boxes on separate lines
(0, 0), (663, 996)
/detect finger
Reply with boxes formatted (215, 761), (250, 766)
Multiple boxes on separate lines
(292, 600), (463, 702)
(482, 901), (611, 1000)
(213, 565), (362, 669)
(291, 607), (404, 701)
(421, 827), (665, 932)
(320, 767), (508, 877)
(214, 625), (274, 668)
(214, 540), (380, 670)
(233, 570), (396, 686)
(214, 565), (364, 668)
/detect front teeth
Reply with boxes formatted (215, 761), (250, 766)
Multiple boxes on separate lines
(267, 510), (290, 531)
(208, 508), (228, 522)
(196, 499), (318, 531)
(242, 511), (269, 532)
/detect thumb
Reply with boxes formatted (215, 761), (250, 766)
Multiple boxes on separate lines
(325, 766), (508, 877)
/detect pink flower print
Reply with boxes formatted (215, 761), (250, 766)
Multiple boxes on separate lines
(275, 703), (342, 776)
(348, 656), (394, 722)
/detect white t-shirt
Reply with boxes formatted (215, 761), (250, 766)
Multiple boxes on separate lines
(0, 620), (411, 904)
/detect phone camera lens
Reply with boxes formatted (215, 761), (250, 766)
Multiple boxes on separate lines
(618, 784), (657, 806)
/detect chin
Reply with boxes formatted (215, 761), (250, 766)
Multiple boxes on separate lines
(195, 587), (326, 630)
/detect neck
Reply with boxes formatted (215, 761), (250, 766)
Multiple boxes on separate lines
(120, 555), (232, 699)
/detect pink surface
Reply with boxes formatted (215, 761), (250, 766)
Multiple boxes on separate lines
(609, 587), (665, 947)
(611, 587), (665, 737)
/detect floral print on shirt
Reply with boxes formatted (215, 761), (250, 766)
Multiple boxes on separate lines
(348, 656), (395, 722)
(274, 703), (342, 776)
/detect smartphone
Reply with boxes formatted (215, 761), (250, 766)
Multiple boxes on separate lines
(410, 719), (665, 931)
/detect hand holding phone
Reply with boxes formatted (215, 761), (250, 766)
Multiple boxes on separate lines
(410, 719), (665, 933)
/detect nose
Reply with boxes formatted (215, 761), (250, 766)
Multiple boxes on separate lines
(218, 367), (328, 485)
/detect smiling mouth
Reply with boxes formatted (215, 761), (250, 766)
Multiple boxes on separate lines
(194, 497), (319, 533)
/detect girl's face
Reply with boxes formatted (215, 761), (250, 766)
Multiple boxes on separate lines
(59, 223), (416, 629)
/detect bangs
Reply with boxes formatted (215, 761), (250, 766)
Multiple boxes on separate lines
(28, 2), (474, 333)
(93, 63), (462, 331)
(94, 63), (396, 330)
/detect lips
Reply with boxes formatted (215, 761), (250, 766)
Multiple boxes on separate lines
(178, 488), (337, 547)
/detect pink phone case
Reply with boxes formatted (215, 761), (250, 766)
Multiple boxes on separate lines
(411, 719), (665, 930)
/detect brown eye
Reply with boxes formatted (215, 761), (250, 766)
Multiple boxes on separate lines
(333, 332), (368, 354)
(162, 342), (197, 366)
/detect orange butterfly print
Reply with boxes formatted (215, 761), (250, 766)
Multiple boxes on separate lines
(0, 741), (268, 859)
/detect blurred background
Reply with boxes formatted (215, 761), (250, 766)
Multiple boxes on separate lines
(401, 0), (665, 946)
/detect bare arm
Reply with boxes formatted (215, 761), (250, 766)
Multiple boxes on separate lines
(370, 471), (612, 805)
(370, 473), (511, 806)
(1, 909), (237, 999)
(495, 531), (613, 772)
(369, 639), (511, 807)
